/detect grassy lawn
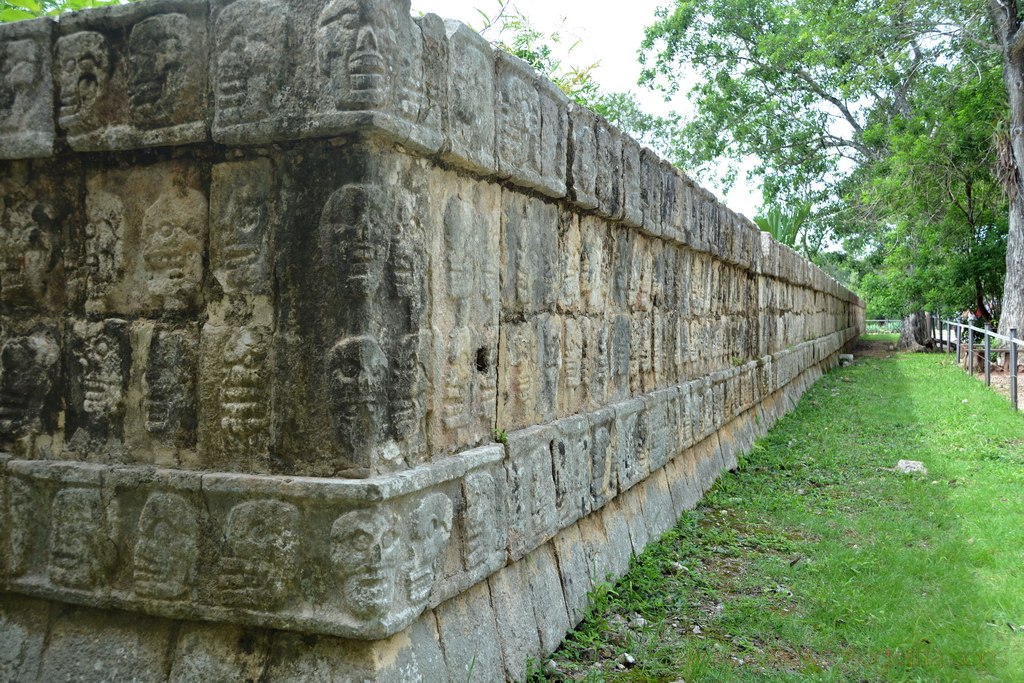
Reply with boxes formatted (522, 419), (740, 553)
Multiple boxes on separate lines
(859, 332), (900, 344)
(537, 348), (1024, 682)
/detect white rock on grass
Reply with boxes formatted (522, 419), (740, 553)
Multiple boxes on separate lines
(896, 459), (928, 475)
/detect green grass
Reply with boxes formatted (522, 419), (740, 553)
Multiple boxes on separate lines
(536, 352), (1024, 682)
(859, 332), (900, 343)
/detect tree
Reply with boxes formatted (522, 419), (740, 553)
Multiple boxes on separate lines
(1, 0), (121, 21)
(987, 1), (1024, 336)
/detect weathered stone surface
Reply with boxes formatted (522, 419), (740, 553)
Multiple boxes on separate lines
(435, 581), (505, 683)
(57, 0), (208, 151)
(0, 3), (866, 679)
(443, 20), (494, 174)
(0, 19), (55, 159)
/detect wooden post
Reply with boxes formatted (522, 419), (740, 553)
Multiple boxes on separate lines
(985, 323), (992, 386)
(1012, 329), (1019, 412)
(969, 327), (974, 375)
(956, 323), (962, 363)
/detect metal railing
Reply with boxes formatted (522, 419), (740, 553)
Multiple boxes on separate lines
(938, 316), (1021, 411)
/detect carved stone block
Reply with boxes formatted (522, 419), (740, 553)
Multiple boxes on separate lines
(551, 414), (591, 529)
(559, 316), (585, 416)
(67, 319), (131, 452)
(537, 77), (568, 198)
(614, 398), (648, 492)
(556, 208), (582, 315)
(57, 0), (208, 150)
(0, 18), (55, 159)
(0, 326), (60, 453)
(84, 162), (206, 316)
(537, 313), (562, 423)
(579, 216), (609, 315)
(442, 20), (495, 175)
(582, 317), (610, 410)
(210, 158), (274, 299)
(609, 314), (631, 401)
(0, 161), (74, 312)
(504, 425), (557, 561)
(460, 467), (507, 578)
(588, 406), (617, 511)
(643, 392), (671, 472)
(488, 560), (541, 682)
(501, 191), (558, 315)
(525, 542), (571, 653)
(551, 522), (592, 625)
(567, 104), (599, 210)
(496, 319), (538, 432)
(621, 134), (642, 228)
(495, 52), (542, 189)
(128, 324), (198, 455)
(594, 117), (623, 220)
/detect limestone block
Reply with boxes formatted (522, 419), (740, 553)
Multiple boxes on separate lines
(643, 390), (672, 472)
(594, 117), (623, 220)
(209, 158), (275, 301)
(124, 322), (199, 461)
(664, 450), (701, 517)
(488, 560), (541, 682)
(495, 52), (544, 190)
(614, 398), (649, 492)
(0, 324), (61, 456)
(621, 134), (643, 228)
(0, 595), (49, 682)
(497, 319), (539, 431)
(0, 161), (76, 313)
(601, 496), (635, 577)
(83, 161), (206, 317)
(169, 624), (271, 682)
(449, 463), (507, 595)
(629, 315), (654, 395)
(0, 18), (55, 159)
(65, 318), (132, 454)
(608, 226), (632, 310)
(555, 208), (582, 315)
(40, 605), (175, 682)
(504, 425), (557, 561)
(579, 215), (609, 315)
(643, 469), (676, 540)
(435, 581), (505, 683)
(568, 104), (599, 209)
(551, 522), (593, 626)
(576, 510), (612, 585)
(551, 414), (592, 529)
(57, 0), (208, 151)
(526, 543), (572, 654)
(620, 483), (650, 556)
(212, 0), (441, 152)
(588, 406), (617, 511)
(661, 163), (687, 244)
(580, 316), (610, 410)
(639, 147), (664, 237)
(442, 20), (495, 175)
(538, 76), (569, 198)
(559, 316), (586, 415)
(609, 313), (631, 402)
(500, 190), (558, 315)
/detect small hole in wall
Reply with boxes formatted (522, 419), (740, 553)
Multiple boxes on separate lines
(476, 347), (489, 373)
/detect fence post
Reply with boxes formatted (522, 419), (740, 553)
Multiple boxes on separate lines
(1012, 329), (1019, 412)
(985, 324), (992, 386)
(956, 323), (962, 363)
(969, 327), (974, 375)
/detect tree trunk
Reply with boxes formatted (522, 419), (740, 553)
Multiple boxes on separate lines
(991, 1), (1024, 337)
(897, 310), (933, 351)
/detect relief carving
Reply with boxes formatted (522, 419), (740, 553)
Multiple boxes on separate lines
(76, 322), (127, 420)
(219, 327), (270, 454)
(0, 333), (58, 443)
(127, 13), (194, 125)
(388, 333), (426, 457)
(442, 196), (476, 321)
(0, 196), (57, 308)
(211, 162), (272, 295)
(144, 329), (196, 442)
(214, 0), (287, 126)
(215, 499), (299, 609)
(328, 335), (388, 467)
(84, 190), (124, 306)
(49, 487), (106, 590)
(389, 192), (426, 327)
(57, 31), (110, 136)
(462, 471), (500, 571)
(441, 328), (472, 433)
(316, 0), (397, 110)
(332, 507), (399, 621)
(405, 492), (453, 606)
(141, 187), (205, 311)
(320, 183), (388, 303)
(133, 492), (199, 600)
(0, 38), (41, 132)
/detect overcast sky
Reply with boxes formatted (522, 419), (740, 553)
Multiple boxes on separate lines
(411, 0), (762, 218)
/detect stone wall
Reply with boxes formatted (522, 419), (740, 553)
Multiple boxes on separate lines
(0, 1), (864, 681)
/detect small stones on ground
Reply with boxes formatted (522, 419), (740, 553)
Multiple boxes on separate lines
(692, 624), (702, 634)
(621, 652), (636, 668)
(839, 353), (854, 366)
(895, 459), (928, 475)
